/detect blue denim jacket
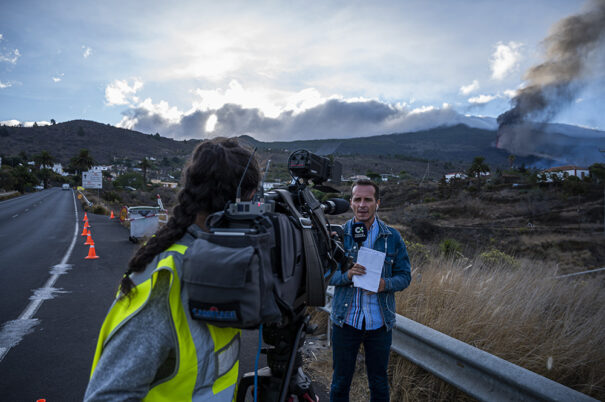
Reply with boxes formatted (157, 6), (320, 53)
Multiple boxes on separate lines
(329, 218), (411, 331)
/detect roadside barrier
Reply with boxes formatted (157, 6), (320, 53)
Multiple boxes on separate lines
(321, 288), (597, 402)
(77, 191), (93, 207)
(84, 233), (95, 246)
(555, 267), (605, 278)
(85, 245), (99, 260)
(82, 212), (99, 259)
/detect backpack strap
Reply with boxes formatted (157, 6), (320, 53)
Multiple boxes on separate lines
(274, 189), (325, 306)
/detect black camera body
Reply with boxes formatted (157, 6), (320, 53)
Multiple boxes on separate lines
(189, 150), (349, 327)
(183, 149), (350, 401)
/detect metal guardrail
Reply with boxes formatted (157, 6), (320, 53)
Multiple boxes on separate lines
(77, 190), (93, 207)
(555, 267), (605, 278)
(321, 288), (596, 402)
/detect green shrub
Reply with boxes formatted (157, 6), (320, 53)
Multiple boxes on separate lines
(406, 242), (431, 265)
(93, 205), (108, 215)
(562, 176), (587, 196)
(479, 248), (520, 268)
(114, 172), (144, 189)
(440, 238), (461, 257)
(102, 190), (122, 203)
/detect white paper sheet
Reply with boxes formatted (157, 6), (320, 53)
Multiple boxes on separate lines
(352, 246), (386, 293)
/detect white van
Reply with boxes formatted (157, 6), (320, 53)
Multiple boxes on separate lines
(62, 184), (70, 190)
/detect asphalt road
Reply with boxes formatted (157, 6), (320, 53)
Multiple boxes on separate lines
(0, 188), (138, 401)
(0, 189), (327, 401)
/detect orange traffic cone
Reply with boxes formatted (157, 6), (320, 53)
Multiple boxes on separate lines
(83, 212), (88, 221)
(80, 226), (89, 236)
(84, 220), (91, 228)
(85, 245), (99, 259)
(85, 233), (95, 246)
(110, 210), (115, 219)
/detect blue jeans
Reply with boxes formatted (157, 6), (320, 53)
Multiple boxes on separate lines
(330, 323), (392, 402)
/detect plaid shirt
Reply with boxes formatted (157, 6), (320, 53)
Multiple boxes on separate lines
(343, 218), (384, 330)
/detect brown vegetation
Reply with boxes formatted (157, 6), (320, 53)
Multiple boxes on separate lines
(304, 177), (604, 400)
(306, 252), (605, 401)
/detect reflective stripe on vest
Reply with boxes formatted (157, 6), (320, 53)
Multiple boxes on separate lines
(90, 243), (240, 401)
(208, 326), (240, 395)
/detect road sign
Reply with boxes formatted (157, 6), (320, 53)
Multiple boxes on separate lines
(82, 171), (102, 189)
(120, 206), (128, 222)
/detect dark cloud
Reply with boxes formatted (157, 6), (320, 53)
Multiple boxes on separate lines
(119, 98), (488, 141)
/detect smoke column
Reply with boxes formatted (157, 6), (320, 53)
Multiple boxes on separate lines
(497, 0), (605, 156)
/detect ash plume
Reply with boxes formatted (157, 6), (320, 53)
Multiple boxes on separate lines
(497, 0), (605, 157)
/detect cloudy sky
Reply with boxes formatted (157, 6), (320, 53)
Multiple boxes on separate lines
(1, 0), (604, 141)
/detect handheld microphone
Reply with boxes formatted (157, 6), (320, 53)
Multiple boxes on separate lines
(352, 222), (368, 248)
(321, 198), (350, 215)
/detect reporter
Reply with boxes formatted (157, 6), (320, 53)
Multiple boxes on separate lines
(329, 179), (411, 402)
(85, 138), (260, 401)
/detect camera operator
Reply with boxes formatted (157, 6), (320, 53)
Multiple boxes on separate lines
(85, 138), (260, 401)
(329, 179), (411, 402)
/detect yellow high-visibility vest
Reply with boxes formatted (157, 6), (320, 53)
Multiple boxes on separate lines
(90, 243), (240, 401)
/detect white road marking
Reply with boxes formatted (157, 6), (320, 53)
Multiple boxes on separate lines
(12, 214), (18, 218)
(0, 191), (79, 363)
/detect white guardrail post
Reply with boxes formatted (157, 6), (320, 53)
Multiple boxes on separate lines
(77, 190), (93, 207)
(321, 288), (597, 402)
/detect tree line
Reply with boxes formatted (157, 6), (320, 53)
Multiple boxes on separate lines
(0, 149), (95, 192)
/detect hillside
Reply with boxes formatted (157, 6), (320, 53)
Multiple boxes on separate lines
(244, 124), (509, 163)
(0, 120), (197, 164)
(2, 120), (602, 179)
(1, 121), (513, 179)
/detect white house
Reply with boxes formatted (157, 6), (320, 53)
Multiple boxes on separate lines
(151, 179), (178, 189)
(91, 165), (111, 172)
(444, 172), (468, 183)
(348, 175), (370, 181)
(540, 165), (589, 182)
(47, 163), (69, 176)
(380, 173), (398, 182)
(51, 163), (63, 174)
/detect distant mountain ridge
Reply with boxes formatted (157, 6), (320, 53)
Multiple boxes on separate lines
(0, 120), (197, 164)
(1, 119), (603, 168)
(240, 124), (510, 165)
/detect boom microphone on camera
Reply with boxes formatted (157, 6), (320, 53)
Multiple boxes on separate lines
(321, 198), (349, 215)
(352, 222), (367, 247)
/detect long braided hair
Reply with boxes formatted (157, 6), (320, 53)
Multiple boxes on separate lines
(120, 137), (260, 296)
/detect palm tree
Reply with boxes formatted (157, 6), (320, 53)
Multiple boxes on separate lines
(467, 156), (490, 178)
(34, 150), (54, 188)
(34, 150), (54, 169)
(70, 149), (95, 176)
(140, 158), (152, 185)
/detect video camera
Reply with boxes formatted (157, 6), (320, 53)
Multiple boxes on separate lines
(181, 149), (352, 401)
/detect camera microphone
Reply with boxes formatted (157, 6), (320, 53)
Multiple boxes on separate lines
(321, 198), (349, 215)
(352, 222), (368, 248)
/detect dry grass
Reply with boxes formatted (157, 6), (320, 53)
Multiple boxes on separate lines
(306, 254), (605, 401)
